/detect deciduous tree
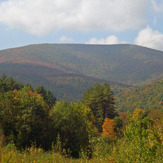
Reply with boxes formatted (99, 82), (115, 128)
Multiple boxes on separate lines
(0, 86), (52, 149)
(102, 118), (116, 138)
(51, 101), (96, 158)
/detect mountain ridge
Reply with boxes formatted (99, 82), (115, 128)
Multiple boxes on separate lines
(0, 43), (163, 101)
(1, 43), (163, 53)
(0, 43), (162, 85)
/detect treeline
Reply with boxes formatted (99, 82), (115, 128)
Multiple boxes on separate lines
(0, 74), (117, 158)
(0, 75), (162, 162)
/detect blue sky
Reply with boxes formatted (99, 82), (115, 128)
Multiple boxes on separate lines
(0, 0), (163, 51)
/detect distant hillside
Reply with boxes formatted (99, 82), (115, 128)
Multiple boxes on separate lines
(115, 79), (163, 112)
(0, 62), (129, 102)
(0, 44), (163, 86)
(0, 43), (163, 101)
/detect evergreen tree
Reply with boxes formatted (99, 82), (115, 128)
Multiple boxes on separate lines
(35, 85), (56, 108)
(82, 83), (117, 132)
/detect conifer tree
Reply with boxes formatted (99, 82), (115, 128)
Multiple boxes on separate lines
(82, 83), (117, 132)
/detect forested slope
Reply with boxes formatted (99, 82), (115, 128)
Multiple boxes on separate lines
(0, 44), (163, 85)
(115, 79), (163, 112)
(0, 63), (129, 101)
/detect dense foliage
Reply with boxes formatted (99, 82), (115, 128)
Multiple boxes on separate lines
(0, 75), (99, 158)
(0, 74), (23, 92)
(115, 78), (163, 112)
(0, 87), (52, 149)
(51, 101), (96, 157)
(0, 75), (162, 162)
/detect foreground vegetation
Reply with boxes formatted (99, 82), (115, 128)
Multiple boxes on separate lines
(0, 145), (113, 163)
(0, 75), (162, 162)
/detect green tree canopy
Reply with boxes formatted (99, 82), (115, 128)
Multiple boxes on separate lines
(35, 85), (56, 108)
(0, 86), (52, 149)
(0, 74), (23, 93)
(51, 101), (96, 158)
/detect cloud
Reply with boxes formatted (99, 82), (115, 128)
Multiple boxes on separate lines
(86, 35), (125, 45)
(151, 0), (163, 14)
(135, 26), (163, 51)
(59, 36), (73, 42)
(0, 0), (149, 35)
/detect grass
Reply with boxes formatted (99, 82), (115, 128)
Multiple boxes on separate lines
(0, 144), (115, 163)
(0, 137), (162, 163)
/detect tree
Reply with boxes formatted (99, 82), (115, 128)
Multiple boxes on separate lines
(0, 74), (23, 93)
(102, 116), (123, 138)
(119, 112), (128, 130)
(122, 111), (161, 162)
(0, 86), (52, 149)
(102, 118), (116, 138)
(35, 85), (56, 108)
(82, 83), (117, 132)
(113, 116), (123, 136)
(132, 108), (146, 120)
(112, 111), (162, 162)
(147, 109), (163, 143)
(51, 101), (96, 158)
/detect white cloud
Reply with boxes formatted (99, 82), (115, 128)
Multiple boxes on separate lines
(135, 26), (163, 51)
(0, 0), (149, 35)
(59, 36), (73, 42)
(86, 35), (125, 45)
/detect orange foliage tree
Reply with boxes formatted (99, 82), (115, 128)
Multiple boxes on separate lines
(101, 118), (116, 138)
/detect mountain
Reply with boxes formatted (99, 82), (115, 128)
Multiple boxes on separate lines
(0, 62), (129, 102)
(1, 44), (163, 85)
(115, 79), (163, 112)
(0, 43), (163, 101)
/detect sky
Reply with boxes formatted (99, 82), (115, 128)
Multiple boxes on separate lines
(0, 0), (163, 51)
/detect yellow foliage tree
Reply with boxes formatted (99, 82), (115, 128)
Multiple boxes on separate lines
(132, 108), (145, 120)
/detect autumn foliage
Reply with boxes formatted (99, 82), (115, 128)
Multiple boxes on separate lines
(0, 75), (162, 161)
(101, 118), (116, 138)
(132, 108), (145, 120)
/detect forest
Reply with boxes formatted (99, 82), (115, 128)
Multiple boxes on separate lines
(115, 78), (163, 112)
(0, 74), (162, 162)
